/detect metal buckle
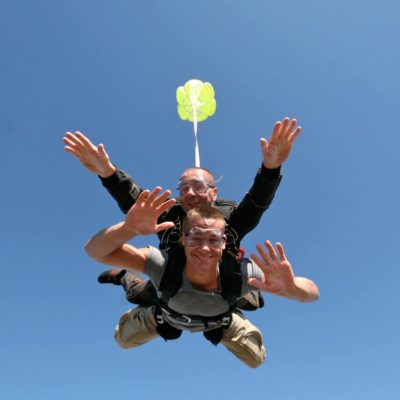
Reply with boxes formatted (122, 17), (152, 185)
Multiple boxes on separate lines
(156, 313), (164, 325)
(180, 315), (192, 324)
(161, 305), (192, 324)
(156, 307), (164, 325)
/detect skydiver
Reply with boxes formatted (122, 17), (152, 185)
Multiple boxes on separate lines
(64, 117), (301, 310)
(85, 187), (319, 368)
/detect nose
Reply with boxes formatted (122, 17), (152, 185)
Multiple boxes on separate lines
(199, 241), (212, 250)
(184, 187), (196, 196)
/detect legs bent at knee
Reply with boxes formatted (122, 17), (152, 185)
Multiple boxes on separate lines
(221, 311), (266, 368)
(113, 306), (266, 368)
(114, 306), (159, 349)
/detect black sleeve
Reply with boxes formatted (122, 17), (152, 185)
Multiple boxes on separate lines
(229, 164), (282, 242)
(98, 168), (143, 214)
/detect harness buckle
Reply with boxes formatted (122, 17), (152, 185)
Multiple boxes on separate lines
(222, 315), (231, 326)
(181, 315), (192, 324)
(155, 307), (164, 325)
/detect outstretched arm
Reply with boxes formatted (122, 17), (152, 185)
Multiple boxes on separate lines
(63, 131), (143, 213)
(249, 241), (319, 303)
(229, 117), (301, 242)
(84, 187), (176, 271)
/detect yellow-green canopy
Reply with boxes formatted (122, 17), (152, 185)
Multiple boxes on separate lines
(176, 79), (216, 167)
(176, 79), (216, 122)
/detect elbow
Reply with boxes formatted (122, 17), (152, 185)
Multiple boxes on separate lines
(294, 278), (320, 303)
(305, 286), (320, 303)
(311, 284), (320, 302)
(84, 240), (104, 262)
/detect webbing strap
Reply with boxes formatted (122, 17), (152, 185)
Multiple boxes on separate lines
(158, 246), (186, 303)
(219, 254), (242, 307)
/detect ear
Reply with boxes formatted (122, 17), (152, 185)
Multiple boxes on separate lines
(221, 238), (226, 251)
(210, 187), (218, 202)
(181, 233), (187, 246)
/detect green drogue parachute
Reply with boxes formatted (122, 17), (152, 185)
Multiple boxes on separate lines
(176, 79), (216, 167)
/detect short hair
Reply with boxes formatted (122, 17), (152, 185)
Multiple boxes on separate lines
(182, 206), (226, 233)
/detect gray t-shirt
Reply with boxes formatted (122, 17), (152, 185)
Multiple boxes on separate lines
(143, 246), (264, 332)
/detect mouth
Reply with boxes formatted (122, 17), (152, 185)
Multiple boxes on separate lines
(193, 253), (215, 263)
(186, 200), (200, 207)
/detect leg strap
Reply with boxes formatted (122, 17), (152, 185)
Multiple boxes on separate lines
(154, 305), (182, 341)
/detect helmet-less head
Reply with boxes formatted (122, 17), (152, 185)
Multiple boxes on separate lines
(177, 168), (217, 212)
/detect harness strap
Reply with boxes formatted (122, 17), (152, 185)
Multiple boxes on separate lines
(158, 302), (232, 326)
(203, 308), (238, 346)
(220, 253), (242, 307)
(158, 246), (186, 303)
(203, 327), (225, 346)
(154, 304), (182, 341)
(154, 302), (233, 345)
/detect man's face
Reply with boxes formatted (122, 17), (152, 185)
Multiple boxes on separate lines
(178, 169), (218, 212)
(182, 217), (226, 273)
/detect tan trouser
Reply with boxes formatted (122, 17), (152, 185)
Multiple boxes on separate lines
(220, 311), (266, 368)
(114, 306), (159, 348)
(114, 306), (266, 368)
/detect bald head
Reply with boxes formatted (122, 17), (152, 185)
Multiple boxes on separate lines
(178, 167), (218, 212)
(180, 167), (215, 186)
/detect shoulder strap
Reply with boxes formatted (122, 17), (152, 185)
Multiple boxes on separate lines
(219, 253), (242, 308)
(158, 246), (186, 303)
(164, 202), (185, 220)
(158, 204), (186, 249)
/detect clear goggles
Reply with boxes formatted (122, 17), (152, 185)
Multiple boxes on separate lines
(184, 227), (226, 249)
(177, 178), (214, 195)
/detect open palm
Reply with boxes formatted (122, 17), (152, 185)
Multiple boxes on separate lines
(249, 241), (295, 294)
(125, 187), (176, 236)
(260, 117), (301, 169)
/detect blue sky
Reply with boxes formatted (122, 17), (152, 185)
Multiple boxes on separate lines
(1, 0), (399, 399)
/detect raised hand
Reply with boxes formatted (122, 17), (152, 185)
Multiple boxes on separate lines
(248, 241), (296, 295)
(260, 117), (301, 169)
(63, 131), (116, 178)
(124, 187), (176, 236)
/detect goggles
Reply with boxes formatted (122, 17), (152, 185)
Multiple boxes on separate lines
(184, 226), (226, 249)
(177, 178), (215, 195)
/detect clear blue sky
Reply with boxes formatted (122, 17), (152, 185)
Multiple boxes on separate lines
(1, 1), (399, 399)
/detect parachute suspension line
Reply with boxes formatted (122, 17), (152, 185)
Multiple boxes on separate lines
(192, 103), (200, 167)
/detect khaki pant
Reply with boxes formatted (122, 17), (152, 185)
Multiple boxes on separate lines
(114, 306), (266, 368)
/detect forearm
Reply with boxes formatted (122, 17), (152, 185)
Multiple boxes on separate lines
(280, 277), (319, 303)
(85, 221), (136, 260)
(229, 164), (282, 240)
(99, 168), (143, 214)
(247, 164), (282, 207)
